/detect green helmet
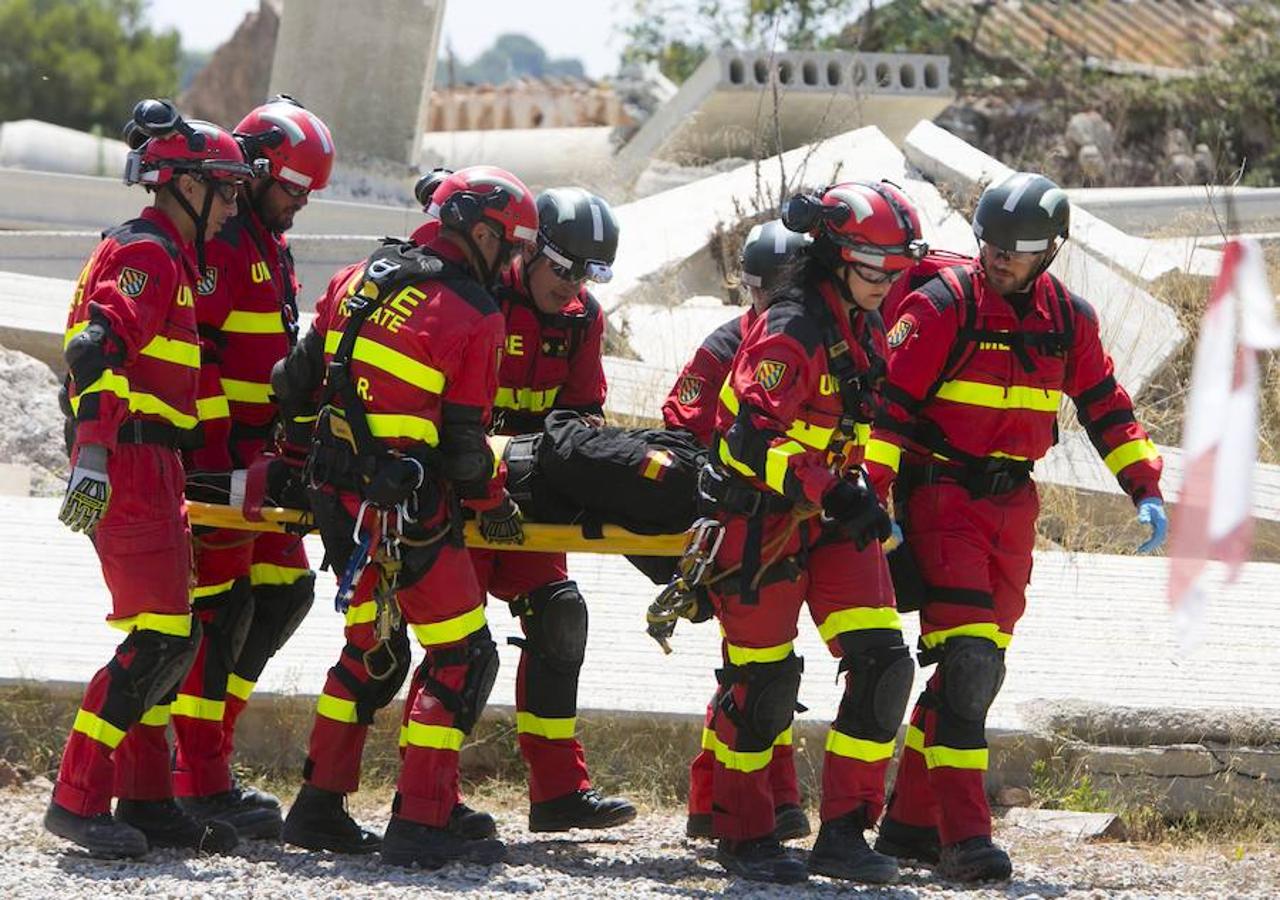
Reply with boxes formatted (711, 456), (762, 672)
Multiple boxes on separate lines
(535, 187), (619, 283)
(973, 172), (1070, 253)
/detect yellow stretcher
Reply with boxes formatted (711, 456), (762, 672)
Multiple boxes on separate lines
(185, 500), (688, 556)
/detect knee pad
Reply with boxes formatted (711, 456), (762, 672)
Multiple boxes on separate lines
(201, 579), (255, 670)
(837, 642), (915, 739)
(720, 654), (803, 748)
(331, 625), (412, 724)
(520, 580), (587, 674)
(254, 572), (316, 653)
(941, 636), (1005, 722)
(120, 621), (203, 713)
(422, 628), (499, 734)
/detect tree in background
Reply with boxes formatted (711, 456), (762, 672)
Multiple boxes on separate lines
(444, 33), (586, 86)
(0, 0), (179, 133)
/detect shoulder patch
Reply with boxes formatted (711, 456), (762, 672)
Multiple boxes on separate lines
(195, 266), (218, 296)
(754, 359), (788, 391)
(886, 315), (914, 348)
(117, 267), (149, 298)
(677, 374), (704, 405)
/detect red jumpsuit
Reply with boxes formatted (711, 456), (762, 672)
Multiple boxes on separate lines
(707, 280), (904, 841)
(865, 262), (1163, 845)
(55, 207), (202, 816)
(466, 259), (607, 804)
(661, 307), (803, 825)
(172, 206), (313, 798)
(294, 235), (506, 827)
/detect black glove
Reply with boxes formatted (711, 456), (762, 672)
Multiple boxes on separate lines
(365, 457), (424, 508)
(479, 493), (525, 545)
(822, 479), (892, 550)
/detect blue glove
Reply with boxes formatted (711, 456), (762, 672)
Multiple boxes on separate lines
(1136, 498), (1167, 554)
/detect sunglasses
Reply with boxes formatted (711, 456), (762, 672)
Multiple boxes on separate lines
(849, 262), (903, 285)
(200, 177), (242, 203)
(544, 256), (613, 285)
(276, 179), (310, 199)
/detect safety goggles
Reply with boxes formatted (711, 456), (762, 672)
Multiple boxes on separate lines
(199, 176), (244, 203)
(980, 241), (1044, 263)
(540, 243), (613, 284)
(276, 179), (310, 199)
(848, 262), (904, 285)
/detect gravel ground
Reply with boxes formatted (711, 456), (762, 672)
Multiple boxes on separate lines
(3, 778), (1278, 899)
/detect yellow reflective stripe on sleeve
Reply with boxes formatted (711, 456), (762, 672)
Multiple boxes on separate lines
(250, 563), (311, 587)
(411, 605), (488, 648)
(864, 438), (902, 472)
(853, 422), (871, 447)
(108, 612), (193, 638)
(316, 693), (359, 723)
(935, 380), (1063, 412)
(224, 310), (286, 334)
(323, 330), (446, 394)
(220, 379), (274, 404)
(700, 726), (716, 750)
(403, 721), (465, 751)
(764, 440), (805, 494)
(365, 413), (439, 446)
(816, 606), (903, 643)
(707, 732), (774, 773)
(344, 600), (378, 627)
(140, 335), (201, 368)
(516, 712), (577, 740)
(825, 729), (896, 762)
(72, 709), (126, 749)
(719, 379), (833, 451)
(398, 724), (409, 748)
(906, 725), (988, 770)
(72, 371), (198, 430)
(226, 674), (255, 702)
(1103, 438), (1160, 476)
(495, 385), (562, 412)
(172, 694), (226, 722)
(192, 579), (236, 600)
(775, 726), (793, 747)
(63, 320), (88, 346)
(725, 641), (794, 666)
(718, 439), (758, 480)
(139, 704), (171, 727)
(918, 623), (1013, 650)
(197, 395), (230, 422)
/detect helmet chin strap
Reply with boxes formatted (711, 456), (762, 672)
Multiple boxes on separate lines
(250, 179), (273, 224)
(166, 177), (214, 273)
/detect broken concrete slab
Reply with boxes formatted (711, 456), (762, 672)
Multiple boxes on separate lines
(617, 49), (953, 176)
(614, 296), (743, 375)
(1003, 807), (1125, 841)
(1066, 185), (1280, 238)
(419, 126), (619, 195)
(0, 120), (129, 179)
(0, 271), (74, 371)
(1022, 699), (1280, 748)
(0, 464), (31, 497)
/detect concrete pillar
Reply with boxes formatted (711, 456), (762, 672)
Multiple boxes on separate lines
(268, 0), (445, 167)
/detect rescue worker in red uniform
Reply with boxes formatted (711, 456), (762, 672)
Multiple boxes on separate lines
(171, 96), (335, 838)
(663, 220), (813, 842)
(865, 172), (1167, 882)
(47, 100), (256, 858)
(464, 187), (638, 831)
(272, 166), (539, 869)
(700, 182), (927, 884)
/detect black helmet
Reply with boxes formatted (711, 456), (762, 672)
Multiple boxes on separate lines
(740, 219), (809, 290)
(973, 171), (1070, 253)
(534, 187), (619, 283)
(414, 166), (453, 212)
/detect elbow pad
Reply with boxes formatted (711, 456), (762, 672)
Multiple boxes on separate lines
(439, 404), (494, 498)
(64, 317), (124, 391)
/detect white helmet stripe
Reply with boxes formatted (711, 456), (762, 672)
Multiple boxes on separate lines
(542, 243), (574, 268)
(302, 109), (332, 154)
(773, 224), (788, 253)
(260, 109), (307, 146)
(1001, 172), (1034, 212)
(1039, 187), (1068, 217)
(278, 165), (312, 188)
(589, 201), (604, 242)
(826, 186), (875, 222)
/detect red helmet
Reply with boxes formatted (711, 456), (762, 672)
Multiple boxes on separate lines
(123, 100), (258, 188)
(431, 165), (539, 246)
(783, 180), (926, 271)
(235, 95), (335, 191)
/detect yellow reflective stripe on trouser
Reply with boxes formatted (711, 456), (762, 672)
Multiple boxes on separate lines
(224, 310), (286, 334)
(1103, 438), (1160, 475)
(193, 579), (236, 601)
(197, 395), (230, 422)
(707, 731), (773, 773)
(108, 612), (193, 638)
(412, 605), (487, 648)
(316, 693), (359, 723)
(865, 437), (902, 473)
(825, 729), (896, 762)
(918, 623), (1013, 651)
(702, 725), (793, 749)
(817, 606), (902, 643)
(516, 711), (577, 740)
(906, 724), (988, 770)
(220, 378), (274, 404)
(404, 721), (465, 751)
(345, 599), (378, 627)
(323, 329), (446, 394)
(226, 674), (255, 701)
(935, 380), (1063, 412)
(172, 694), (226, 721)
(724, 641), (794, 666)
(139, 704), (171, 727)
(139, 334), (200, 368)
(72, 709), (126, 749)
(495, 385), (561, 413)
(71, 371), (199, 430)
(250, 563), (310, 587)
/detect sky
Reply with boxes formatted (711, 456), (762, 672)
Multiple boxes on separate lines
(145, 0), (625, 79)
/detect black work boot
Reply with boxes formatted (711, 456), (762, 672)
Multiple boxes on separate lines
(874, 816), (941, 866)
(114, 798), (240, 853)
(715, 836), (808, 884)
(528, 788), (637, 832)
(687, 804), (811, 841)
(807, 811), (899, 884)
(281, 784), (380, 854)
(178, 783), (283, 839)
(44, 802), (149, 859)
(937, 835), (1013, 882)
(446, 802), (497, 840)
(380, 815), (505, 869)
